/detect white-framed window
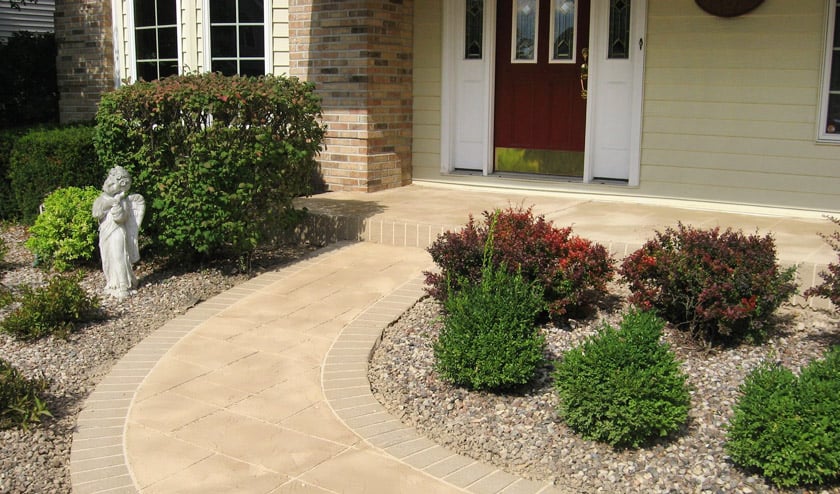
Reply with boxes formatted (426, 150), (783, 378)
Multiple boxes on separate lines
(206, 0), (268, 76)
(512, 0), (538, 62)
(132, 0), (181, 81)
(819, 0), (840, 141)
(549, 0), (577, 63)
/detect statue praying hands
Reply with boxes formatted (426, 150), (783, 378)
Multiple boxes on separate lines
(92, 167), (145, 299)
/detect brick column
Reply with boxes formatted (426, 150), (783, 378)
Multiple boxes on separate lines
(55, 0), (114, 123)
(290, 0), (414, 192)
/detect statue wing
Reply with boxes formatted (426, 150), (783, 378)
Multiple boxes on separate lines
(128, 194), (145, 229)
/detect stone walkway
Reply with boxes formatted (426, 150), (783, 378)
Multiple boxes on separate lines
(69, 184), (837, 493)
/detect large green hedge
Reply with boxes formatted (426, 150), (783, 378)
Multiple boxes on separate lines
(94, 72), (326, 259)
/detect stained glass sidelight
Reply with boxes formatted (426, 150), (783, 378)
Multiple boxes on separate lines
(465, 0), (483, 59)
(514, 0), (537, 61)
(551, 0), (576, 61)
(608, 0), (631, 59)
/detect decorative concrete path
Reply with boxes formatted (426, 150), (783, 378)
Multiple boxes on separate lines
(70, 184), (837, 493)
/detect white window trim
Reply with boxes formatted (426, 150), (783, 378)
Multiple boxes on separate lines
(547, 0), (578, 64)
(203, 0), (272, 76)
(127, 0), (183, 83)
(818, 0), (840, 143)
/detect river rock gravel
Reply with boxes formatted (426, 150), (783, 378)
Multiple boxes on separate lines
(0, 225), (314, 494)
(369, 289), (840, 494)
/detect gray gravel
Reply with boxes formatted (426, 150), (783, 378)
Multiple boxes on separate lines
(369, 290), (840, 494)
(0, 225), (313, 494)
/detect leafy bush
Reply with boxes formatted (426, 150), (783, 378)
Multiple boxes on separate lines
(434, 260), (546, 391)
(0, 274), (101, 341)
(425, 206), (614, 316)
(726, 347), (840, 487)
(553, 309), (691, 448)
(0, 128), (27, 220)
(0, 32), (58, 129)
(95, 72), (325, 259)
(8, 125), (103, 223)
(619, 224), (797, 345)
(25, 186), (101, 271)
(804, 216), (840, 311)
(0, 359), (52, 430)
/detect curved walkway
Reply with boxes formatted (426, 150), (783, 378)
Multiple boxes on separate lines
(70, 241), (560, 494)
(70, 184), (836, 493)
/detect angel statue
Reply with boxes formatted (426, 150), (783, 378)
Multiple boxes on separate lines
(92, 166), (145, 299)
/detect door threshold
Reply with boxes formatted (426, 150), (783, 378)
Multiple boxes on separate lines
(491, 171), (584, 183)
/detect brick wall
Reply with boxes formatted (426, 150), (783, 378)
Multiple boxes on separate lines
(55, 0), (114, 123)
(289, 0), (414, 192)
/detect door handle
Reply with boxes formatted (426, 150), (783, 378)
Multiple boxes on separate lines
(579, 48), (589, 100)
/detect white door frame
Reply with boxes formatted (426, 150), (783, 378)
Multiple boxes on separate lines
(441, 0), (645, 183)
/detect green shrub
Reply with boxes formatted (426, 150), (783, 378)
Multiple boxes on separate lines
(0, 128), (27, 220)
(94, 72), (325, 259)
(0, 32), (58, 129)
(620, 224), (797, 345)
(726, 347), (840, 487)
(25, 186), (101, 271)
(425, 206), (614, 317)
(434, 262), (546, 391)
(0, 274), (101, 341)
(553, 309), (691, 448)
(0, 358), (52, 430)
(804, 216), (840, 311)
(8, 125), (103, 223)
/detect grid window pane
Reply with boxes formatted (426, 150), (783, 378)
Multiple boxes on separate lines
(135, 29), (157, 60)
(239, 26), (264, 57)
(137, 61), (158, 81)
(211, 26), (238, 57)
(831, 51), (840, 91)
(210, 0), (236, 23)
(240, 60), (265, 76)
(158, 27), (178, 58)
(156, 0), (176, 25)
(134, 0), (156, 27)
(212, 60), (238, 75)
(159, 61), (179, 78)
(239, 0), (263, 22)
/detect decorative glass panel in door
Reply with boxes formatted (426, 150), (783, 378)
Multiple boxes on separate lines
(550, 0), (576, 62)
(513, 0), (538, 61)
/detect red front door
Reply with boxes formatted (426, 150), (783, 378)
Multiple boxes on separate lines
(494, 0), (590, 175)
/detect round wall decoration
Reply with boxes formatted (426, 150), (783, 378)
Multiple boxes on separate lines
(695, 0), (765, 17)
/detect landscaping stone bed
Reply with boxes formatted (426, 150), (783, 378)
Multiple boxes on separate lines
(0, 225), (313, 494)
(369, 292), (840, 494)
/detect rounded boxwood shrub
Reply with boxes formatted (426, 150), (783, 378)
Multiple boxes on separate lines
(25, 186), (101, 272)
(725, 347), (840, 488)
(553, 309), (691, 448)
(425, 206), (614, 317)
(0, 274), (101, 341)
(620, 223), (797, 345)
(0, 358), (51, 430)
(434, 263), (546, 391)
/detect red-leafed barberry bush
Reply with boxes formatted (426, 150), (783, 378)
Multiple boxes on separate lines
(619, 223), (797, 345)
(424, 206), (614, 317)
(804, 216), (840, 311)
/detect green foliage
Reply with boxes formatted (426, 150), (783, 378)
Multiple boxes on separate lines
(804, 216), (840, 311)
(620, 223), (797, 345)
(0, 128), (27, 220)
(25, 186), (101, 271)
(0, 274), (101, 341)
(425, 206), (614, 317)
(8, 125), (103, 223)
(725, 347), (840, 488)
(553, 309), (691, 448)
(0, 358), (51, 430)
(94, 72), (325, 259)
(434, 262), (546, 391)
(0, 31), (58, 129)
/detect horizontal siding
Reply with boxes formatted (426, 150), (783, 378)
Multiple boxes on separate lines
(639, 0), (840, 211)
(272, 3), (289, 75)
(412, 0), (442, 179)
(0, 0), (54, 39)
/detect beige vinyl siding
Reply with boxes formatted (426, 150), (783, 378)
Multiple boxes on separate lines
(0, 0), (54, 39)
(115, 0), (131, 82)
(640, 0), (838, 211)
(412, 2), (443, 178)
(272, 2), (289, 75)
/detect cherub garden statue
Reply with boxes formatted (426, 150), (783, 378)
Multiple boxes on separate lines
(92, 166), (145, 299)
